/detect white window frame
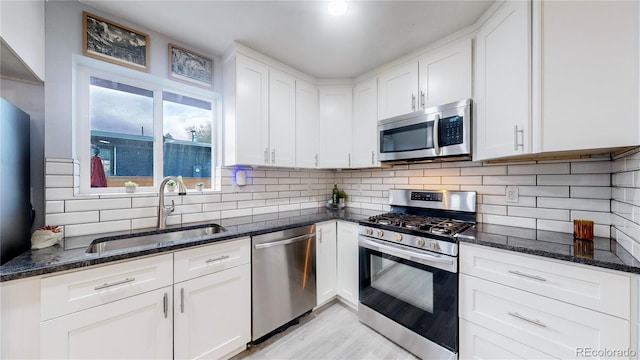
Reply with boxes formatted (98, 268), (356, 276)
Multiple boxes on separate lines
(76, 64), (220, 194)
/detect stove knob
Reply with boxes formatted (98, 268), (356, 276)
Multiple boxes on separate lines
(415, 238), (426, 247)
(365, 227), (373, 236)
(430, 240), (441, 251)
(394, 233), (403, 242)
(376, 229), (384, 237)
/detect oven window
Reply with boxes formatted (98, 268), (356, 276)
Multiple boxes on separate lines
(380, 122), (433, 153)
(371, 254), (434, 313)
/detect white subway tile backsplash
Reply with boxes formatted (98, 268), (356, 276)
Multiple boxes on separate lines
(508, 207), (569, 221)
(132, 196), (159, 208)
(409, 177), (442, 185)
(571, 161), (612, 174)
(46, 188), (75, 200)
(537, 197), (610, 212)
(101, 207), (157, 221)
(65, 220), (130, 237)
(538, 174), (610, 186)
(131, 217), (158, 230)
(422, 168), (461, 176)
(46, 175), (74, 187)
(508, 163), (570, 175)
(442, 176), (482, 185)
(517, 186), (569, 197)
(46, 201), (65, 214)
(222, 193), (253, 202)
(182, 211), (221, 224)
(570, 210), (611, 225)
(482, 195), (536, 207)
(46, 211), (99, 226)
(46, 162), (74, 175)
(571, 186), (611, 199)
(477, 204), (507, 216)
(483, 214), (536, 229)
(460, 165), (507, 176)
(66, 198), (132, 212)
(483, 175), (536, 186)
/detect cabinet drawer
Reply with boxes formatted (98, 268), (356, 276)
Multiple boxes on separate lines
(460, 319), (556, 360)
(460, 244), (630, 319)
(174, 237), (250, 283)
(460, 274), (630, 359)
(41, 254), (173, 321)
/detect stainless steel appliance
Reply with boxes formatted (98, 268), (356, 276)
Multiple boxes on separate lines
(358, 189), (476, 360)
(1, 98), (32, 264)
(252, 225), (317, 341)
(378, 98), (472, 162)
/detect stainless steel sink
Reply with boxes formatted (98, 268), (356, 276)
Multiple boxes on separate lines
(86, 224), (226, 254)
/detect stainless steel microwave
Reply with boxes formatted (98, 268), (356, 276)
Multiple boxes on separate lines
(377, 98), (472, 162)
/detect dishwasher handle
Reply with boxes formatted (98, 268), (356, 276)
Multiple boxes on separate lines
(254, 233), (315, 249)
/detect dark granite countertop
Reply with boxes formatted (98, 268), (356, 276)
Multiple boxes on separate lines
(0, 207), (370, 282)
(458, 223), (640, 275)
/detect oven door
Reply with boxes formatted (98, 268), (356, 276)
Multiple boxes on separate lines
(358, 236), (458, 353)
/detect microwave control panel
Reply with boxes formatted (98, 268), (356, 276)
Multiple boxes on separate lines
(439, 115), (464, 147)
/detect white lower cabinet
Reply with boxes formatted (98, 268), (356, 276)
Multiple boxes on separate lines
(459, 243), (633, 360)
(316, 221), (338, 306)
(41, 286), (173, 359)
(315, 221), (359, 309)
(174, 264), (251, 360)
(336, 221), (358, 309)
(460, 319), (555, 360)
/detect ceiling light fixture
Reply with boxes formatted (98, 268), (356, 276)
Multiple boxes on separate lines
(328, 0), (347, 16)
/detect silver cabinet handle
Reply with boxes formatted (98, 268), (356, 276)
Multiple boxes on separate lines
(264, 148), (269, 164)
(272, 149), (275, 164)
(433, 114), (440, 156)
(508, 312), (547, 328)
(163, 292), (168, 319)
(314, 154), (318, 167)
(508, 270), (547, 282)
(348, 153), (351, 168)
(318, 228), (323, 242)
(514, 126), (524, 151)
(180, 288), (184, 313)
(371, 151), (375, 165)
(411, 94), (416, 111)
(205, 255), (230, 263)
(94, 277), (135, 290)
(420, 91), (425, 109)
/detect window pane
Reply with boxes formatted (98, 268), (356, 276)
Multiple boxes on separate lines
(163, 92), (213, 189)
(89, 77), (154, 188)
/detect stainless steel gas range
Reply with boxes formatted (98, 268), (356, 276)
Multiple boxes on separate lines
(358, 189), (476, 360)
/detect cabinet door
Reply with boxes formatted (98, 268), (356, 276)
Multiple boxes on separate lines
(377, 62), (419, 120)
(539, 1), (639, 152)
(474, 0), (531, 161)
(352, 78), (379, 168)
(234, 54), (269, 166)
(174, 264), (251, 360)
(316, 222), (337, 306)
(269, 69), (296, 167)
(419, 39), (472, 109)
(318, 85), (353, 168)
(41, 287), (173, 359)
(295, 79), (319, 168)
(336, 222), (359, 309)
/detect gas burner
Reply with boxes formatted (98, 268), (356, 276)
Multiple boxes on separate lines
(377, 219), (393, 226)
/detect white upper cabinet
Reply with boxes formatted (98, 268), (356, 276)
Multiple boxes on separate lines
(224, 53), (270, 166)
(0, 0), (45, 81)
(418, 39), (472, 109)
(474, 0), (532, 161)
(377, 62), (419, 120)
(352, 78), (379, 168)
(296, 79), (320, 168)
(269, 69), (296, 167)
(318, 85), (353, 168)
(536, 1), (639, 153)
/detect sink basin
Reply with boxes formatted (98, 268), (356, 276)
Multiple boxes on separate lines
(86, 224), (226, 254)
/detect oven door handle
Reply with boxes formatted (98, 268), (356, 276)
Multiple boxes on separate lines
(358, 236), (456, 273)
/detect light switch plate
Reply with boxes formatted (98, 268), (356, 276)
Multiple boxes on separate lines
(506, 186), (519, 203)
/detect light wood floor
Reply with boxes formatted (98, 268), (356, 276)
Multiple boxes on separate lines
(232, 302), (419, 360)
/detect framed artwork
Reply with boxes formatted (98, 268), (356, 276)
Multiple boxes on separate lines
(169, 43), (213, 87)
(83, 11), (150, 72)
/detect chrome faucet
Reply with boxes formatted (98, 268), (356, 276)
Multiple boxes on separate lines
(157, 176), (187, 229)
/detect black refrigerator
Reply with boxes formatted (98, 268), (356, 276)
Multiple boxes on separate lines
(1, 97), (32, 264)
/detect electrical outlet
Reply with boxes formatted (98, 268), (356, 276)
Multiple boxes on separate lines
(506, 186), (519, 203)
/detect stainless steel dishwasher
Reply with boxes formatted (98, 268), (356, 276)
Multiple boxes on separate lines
(252, 224), (317, 341)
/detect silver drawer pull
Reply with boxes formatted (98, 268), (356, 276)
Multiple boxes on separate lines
(508, 270), (547, 282)
(508, 312), (547, 328)
(205, 255), (230, 264)
(94, 277), (135, 290)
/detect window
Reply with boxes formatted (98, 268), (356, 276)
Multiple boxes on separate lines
(78, 66), (217, 193)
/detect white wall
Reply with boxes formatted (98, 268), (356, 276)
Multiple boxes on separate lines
(44, 1), (223, 159)
(1, 80), (45, 229)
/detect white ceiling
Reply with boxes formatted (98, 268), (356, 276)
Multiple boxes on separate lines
(80, 1), (494, 78)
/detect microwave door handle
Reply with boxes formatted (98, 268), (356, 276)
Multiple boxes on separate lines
(433, 114), (440, 155)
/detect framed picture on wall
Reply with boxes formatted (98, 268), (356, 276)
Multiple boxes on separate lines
(82, 11), (150, 72)
(169, 43), (213, 87)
